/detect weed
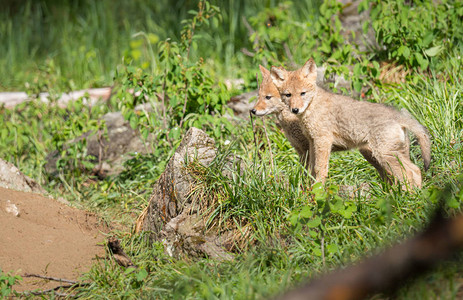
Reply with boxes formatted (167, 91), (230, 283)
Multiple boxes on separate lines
(0, 269), (22, 298)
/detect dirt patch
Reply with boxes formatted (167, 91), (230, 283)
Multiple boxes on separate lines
(0, 187), (109, 292)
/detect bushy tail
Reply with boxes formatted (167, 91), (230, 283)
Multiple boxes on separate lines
(400, 109), (432, 171)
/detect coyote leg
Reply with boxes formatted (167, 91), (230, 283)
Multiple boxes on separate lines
(359, 148), (389, 182)
(312, 139), (332, 183)
(377, 153), (422, 188)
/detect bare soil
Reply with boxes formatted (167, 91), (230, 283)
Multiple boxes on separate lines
(0, 187), (109, 292)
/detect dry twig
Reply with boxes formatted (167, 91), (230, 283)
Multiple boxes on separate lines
(23, 273), (78, 284)
(20, 274), (90, 298)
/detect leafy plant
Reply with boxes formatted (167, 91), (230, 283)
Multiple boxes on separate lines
(289, 183), (357, 259)
(115, 0), (235, 151)
(247, 2), (313, 68)
(50, 99), (107, 179)
(0, 269), (21, 298)
(369, 0), (463, 71)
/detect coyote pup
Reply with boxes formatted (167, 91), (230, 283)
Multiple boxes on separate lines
(251, 65), (311, 167)
(251, 65), (374, 170)
(270, 59), (431, 188)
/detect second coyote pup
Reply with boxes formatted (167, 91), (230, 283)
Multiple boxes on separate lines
(270, 59), (431, 188)
(251, 65), (311, 167)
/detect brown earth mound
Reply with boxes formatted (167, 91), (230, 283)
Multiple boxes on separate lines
(0, 186), (109, 292)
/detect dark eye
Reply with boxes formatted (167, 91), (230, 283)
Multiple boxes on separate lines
(265, 95), (271, 100)
(285, 93), (292, 98)
(301, 92), (306, 96)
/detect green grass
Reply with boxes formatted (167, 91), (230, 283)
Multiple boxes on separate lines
(69, 69), (462, 299)
(2, 1), (463, 299)
(63, 71), (462, 298)
(3, 61), (462, 299)
(0, 0), (322, 91)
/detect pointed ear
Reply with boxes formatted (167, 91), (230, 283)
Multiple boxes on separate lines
(259, 65), (270, 78)
(270, 66), (287, 89)
(301, 58), (317, 81)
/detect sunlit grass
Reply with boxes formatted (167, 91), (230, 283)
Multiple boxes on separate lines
(1, 1), (463, 298)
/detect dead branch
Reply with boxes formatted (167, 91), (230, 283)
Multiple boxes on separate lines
(0, 87), (112, 109)
(23, 273), (78, 284)
(242, 16), (258, 50)
(21, 284), (78, 297)
(20, 281), (90, 298)
(242, 16), (267, 67)
(91, 120), (106, 178)
(135, 205), (150, 234)
(241, 48), (256, 57)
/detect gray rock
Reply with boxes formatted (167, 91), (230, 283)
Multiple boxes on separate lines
(0, 159), (46, 194)
(228, 90), (258, 120)
(45, 105), (154, 177)
(4, 200), (20, 217)
(339, 0), (379, 52)
(142, 127), (234, 261)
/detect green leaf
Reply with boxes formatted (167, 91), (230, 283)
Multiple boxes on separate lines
(422, 31), (434, 47)
(169, 127), (181, 140)
(289, 214), (299, 226)
(313, 247), (322, 257)
(169, 95), (179, 107)
(212, 17), (219, 28)
(341, 204), (357, 219)
(353, 63), (361, 76)
(136, 269), (148, 281)
(424, 45), (443, 57)
(143, 128), (152, 141)
(124, 267), (134, 275)
(358, 0), (369, 13)
(447, 197), (460, 209)
(129, 114), (138, 129)
(7, 276), (15, 286)
(81, 160), (95, 169)
(327, 244), (339, 254)
(415, 53), (429, 69)
(299, 206), (313, 219)
(307, 216), (322, 228)
(309, 230), (318, 238)
(398, 45), (410, 59)
(362, 21), (369, 35)
(312, 182), (324, 196)
(330, 199), (343, 212)
(319, 42), (331, 54)
(353, 80), (363, 93)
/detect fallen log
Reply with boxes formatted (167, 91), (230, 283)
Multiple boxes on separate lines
(0, 87), (112, 109)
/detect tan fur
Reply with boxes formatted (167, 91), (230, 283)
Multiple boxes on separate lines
(251, 65), (311, 167)
(270, 59), (432, 188)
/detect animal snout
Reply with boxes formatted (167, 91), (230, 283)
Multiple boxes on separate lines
(292, 108), (299, 114)
(250, 109), (257, 115)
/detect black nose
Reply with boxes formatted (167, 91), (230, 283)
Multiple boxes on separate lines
(292, 108), (299, 114)
(250, 109), (256, 115)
